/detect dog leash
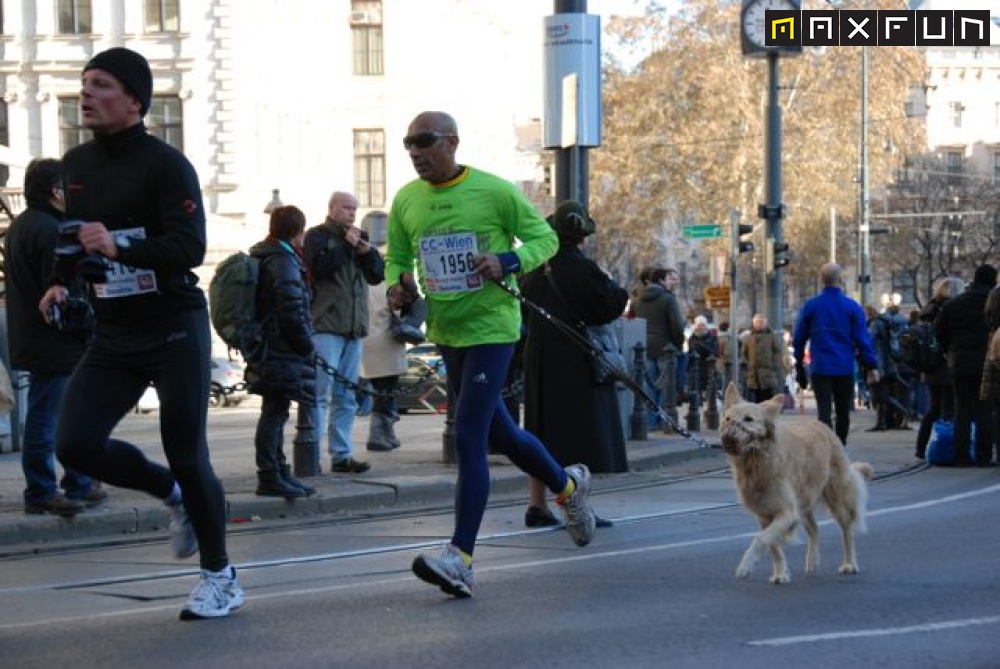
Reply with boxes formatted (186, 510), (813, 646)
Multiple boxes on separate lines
(494, 280), (709, 449)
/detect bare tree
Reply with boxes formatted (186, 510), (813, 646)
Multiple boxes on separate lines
(589, 0), (925, 324)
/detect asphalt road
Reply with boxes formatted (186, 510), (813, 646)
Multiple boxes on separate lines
(1, 455), (997, 668)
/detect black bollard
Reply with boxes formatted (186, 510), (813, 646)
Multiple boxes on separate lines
(661, 352), (679, 433)
(686, 352), (701, 433)
(630, 342), (648, 441)
(703, 358), (719, 430)
(292, 410), (320, 477)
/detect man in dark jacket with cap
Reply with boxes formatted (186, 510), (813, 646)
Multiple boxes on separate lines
(5, 158), (107, 517)
(935, 264), (996, 466)
(39, 47), (242, 620)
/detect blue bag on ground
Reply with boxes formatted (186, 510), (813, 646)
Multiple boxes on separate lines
(925, 420), (974, 466)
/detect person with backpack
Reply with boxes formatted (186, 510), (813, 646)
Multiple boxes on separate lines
(914, 277), (965, 459)
(37, 47), (242, 619)
(868, 303), (912, 431)
(243, 205), (317, 498)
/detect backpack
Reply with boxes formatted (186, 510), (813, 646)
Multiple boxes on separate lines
(878, 314), (903, 362)
(208, 251), (268, 360)
(899, 320), (942, 374)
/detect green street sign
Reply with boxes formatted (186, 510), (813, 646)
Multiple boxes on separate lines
(682, 224), (722, 239)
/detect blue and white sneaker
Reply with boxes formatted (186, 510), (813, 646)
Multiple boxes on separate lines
(165, 499), (199, 559)
(412, 545), (474, 598)
(558, 464), (596, 547)
(180, 566), (245, 620)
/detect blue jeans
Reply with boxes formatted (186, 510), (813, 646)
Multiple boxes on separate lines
(21, 373), (94, 505)
(305, 333), (361, 460)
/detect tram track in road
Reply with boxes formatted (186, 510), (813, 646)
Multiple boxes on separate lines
(0, 460), (931, 597)
(0, 458), (927, 562)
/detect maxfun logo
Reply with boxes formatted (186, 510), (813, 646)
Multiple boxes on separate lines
(764, 9), (991, 47)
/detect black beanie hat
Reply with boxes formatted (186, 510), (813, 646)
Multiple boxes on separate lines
(974, 264), (997, 287)
(545, 200), (596, 243)
(84, 47), (153, 116)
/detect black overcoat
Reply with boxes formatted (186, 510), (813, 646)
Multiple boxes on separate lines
(520, 245), (629, 473)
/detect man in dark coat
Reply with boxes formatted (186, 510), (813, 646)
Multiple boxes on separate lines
(935, 264), (996, 466)
(520, 200), (628, 527)
(4, 158), (106, 516)
(631, 267), (686, 428)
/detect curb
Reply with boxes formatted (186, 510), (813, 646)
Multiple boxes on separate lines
(0, 444), (723, 553)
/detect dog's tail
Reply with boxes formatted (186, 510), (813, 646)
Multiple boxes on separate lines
(849, 462), (873, 533)
(852, 462), (875, 483)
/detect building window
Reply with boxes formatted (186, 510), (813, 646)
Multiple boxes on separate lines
(994, 151), (1000, 186)
(144, 0), (179, 33)
(950, 101), (964, 128)
(61, 96), (184, 152)
(353, 129), (385, 207)
(351, 1), (383, 76)
(147, 96), (184, 150)
(59, 98), (89, 153)
(946, 150), (963, 186)
(0, 101), (8, 186)
(891, 271), (916, 305)
(57, 0), (92, 34)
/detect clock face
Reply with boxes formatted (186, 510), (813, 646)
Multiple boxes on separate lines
(743, 0), (796, 48)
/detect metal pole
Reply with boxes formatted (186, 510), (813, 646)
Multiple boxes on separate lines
(830, 206), (837, 263)
(859, 45), (872, 307)
(728, 209), (740, 392)
(554, 0), (589, 208)
(765, 52), (783, 330)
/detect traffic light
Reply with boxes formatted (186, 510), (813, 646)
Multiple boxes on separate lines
(736, 223), (754, 254)
(766, 239), (791, 270)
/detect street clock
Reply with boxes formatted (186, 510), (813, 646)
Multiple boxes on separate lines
(741, 0), (802, 57)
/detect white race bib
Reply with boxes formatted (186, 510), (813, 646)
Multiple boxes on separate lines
(93, 227), (158, 299)
(418, 231), (483, 294)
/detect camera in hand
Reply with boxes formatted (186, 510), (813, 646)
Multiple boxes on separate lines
(47, 296), (95, 335)
(55, 220), (110, 284)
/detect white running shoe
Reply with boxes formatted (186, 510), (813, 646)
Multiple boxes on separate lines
(165, 500), (199, 559)
(412, 544), (474, 598)
(558, 464), (597, 547)
(180, 566), (245, 620)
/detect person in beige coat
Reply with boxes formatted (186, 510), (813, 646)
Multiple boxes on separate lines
(362, 284), (408, 451)
(742, 313), (789, 403)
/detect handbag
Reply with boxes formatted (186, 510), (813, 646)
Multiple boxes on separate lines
(545, 265), (625, 385)
(586, 322), (626, 385)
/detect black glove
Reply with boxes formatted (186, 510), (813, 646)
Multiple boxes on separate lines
(795, 363), (808, 390)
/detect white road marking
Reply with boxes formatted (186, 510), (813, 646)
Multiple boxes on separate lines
(747, 615), (1000, 647)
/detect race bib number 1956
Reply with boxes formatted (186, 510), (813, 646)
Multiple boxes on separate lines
(418, 231), (483, 294)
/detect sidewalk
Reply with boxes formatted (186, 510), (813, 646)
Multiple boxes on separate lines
(0, 395), (924, 552)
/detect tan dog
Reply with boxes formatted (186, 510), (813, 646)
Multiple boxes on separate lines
(719, 383), (874, 584)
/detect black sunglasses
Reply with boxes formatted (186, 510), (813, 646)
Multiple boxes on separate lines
(403, 132), (454, 150)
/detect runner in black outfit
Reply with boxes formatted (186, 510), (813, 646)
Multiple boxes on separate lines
(39, 47), (243, 620)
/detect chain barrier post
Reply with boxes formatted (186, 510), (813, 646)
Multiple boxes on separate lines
(292, 410), (320, 477)
(686, 352), (701, 434)
(703, 357), (719, 431)
(660, 351), (679, 433)
(629, 341), (648, 441)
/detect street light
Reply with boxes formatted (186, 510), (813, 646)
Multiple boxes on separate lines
(263, 188), (283, 214)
